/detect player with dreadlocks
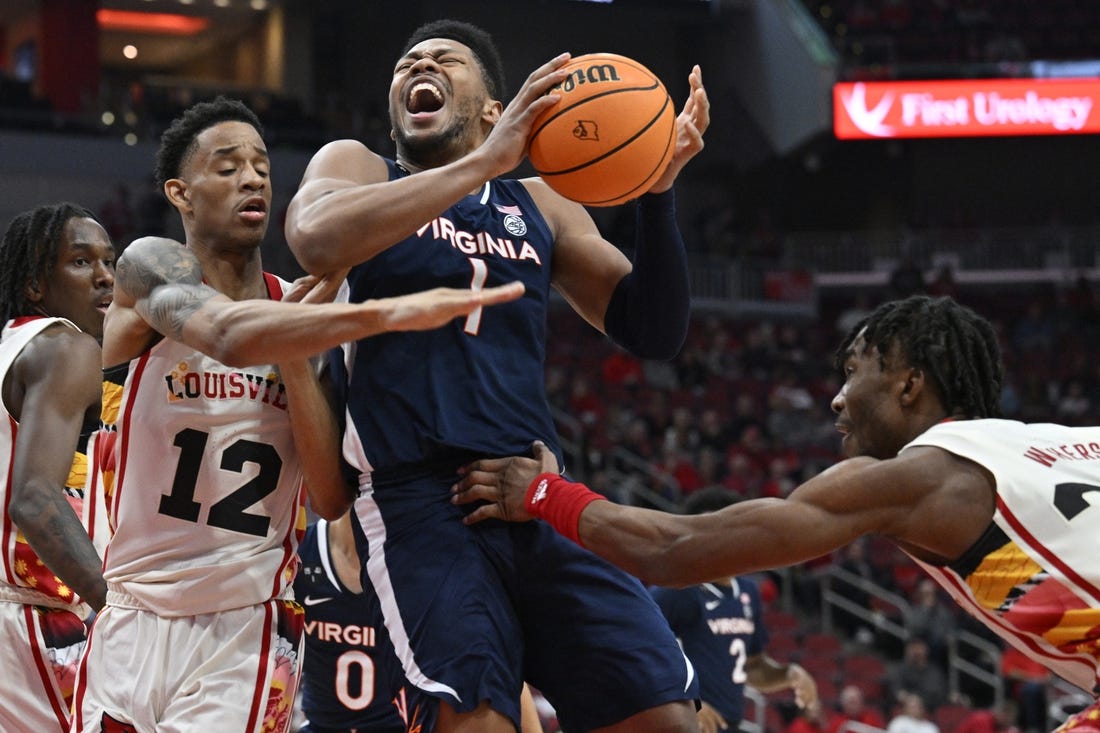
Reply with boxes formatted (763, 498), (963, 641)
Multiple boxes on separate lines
(453, 294), (1100, 733)
(0, 202), (114, 732)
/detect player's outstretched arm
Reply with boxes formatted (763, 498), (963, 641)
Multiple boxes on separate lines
(453, 442), (926, 587)
(9, 327), (107, 610)
(107, 236), (525, 367)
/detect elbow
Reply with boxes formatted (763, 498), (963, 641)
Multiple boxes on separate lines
(286, 217), (341, 276)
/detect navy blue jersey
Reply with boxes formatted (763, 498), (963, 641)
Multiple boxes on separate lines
(341, 162), (561, 480)
(294, 521), (407, 732)
(650, 578), (767, 726)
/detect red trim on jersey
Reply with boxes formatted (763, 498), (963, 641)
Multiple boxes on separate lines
(85, 434), (101, 548)
(2, 416), (17, 584)
(70, 610), (96, 732)
(245, 601), (275, 732)
(272, 484), (304, 600)
(996, 495), (1100, 605)
(23, 604), (70, 729)
(103, 352), (152, 567)
(8, 315), (45, 328)
(262, 272), (283, 301)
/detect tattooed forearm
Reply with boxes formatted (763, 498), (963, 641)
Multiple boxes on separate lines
(145, 284), (218, 341)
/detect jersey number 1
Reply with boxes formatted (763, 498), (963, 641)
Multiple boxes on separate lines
(158, 427), (282, 537)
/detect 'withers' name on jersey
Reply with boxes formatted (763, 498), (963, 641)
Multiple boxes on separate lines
(1023, 442), (1100, 467)
(164, 362), (288, 411)
(417, 216), (543, 265)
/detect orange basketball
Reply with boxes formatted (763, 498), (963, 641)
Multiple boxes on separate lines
(528, 53), (676, 207)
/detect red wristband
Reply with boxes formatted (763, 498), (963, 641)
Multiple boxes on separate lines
(524, 473), (607, 546)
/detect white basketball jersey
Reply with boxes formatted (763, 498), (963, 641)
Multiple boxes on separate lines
(0, 316), (92, 611)
(99, 274), (306, 617)
(903, 419), (1100, 693)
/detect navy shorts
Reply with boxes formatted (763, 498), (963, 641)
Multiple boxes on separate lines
(352, 471), (698, 733)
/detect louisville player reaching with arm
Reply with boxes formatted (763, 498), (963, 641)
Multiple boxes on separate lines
(0, 202), (115, 732)
(71, 97), (520, 733)
(455, 295), (1100, 730)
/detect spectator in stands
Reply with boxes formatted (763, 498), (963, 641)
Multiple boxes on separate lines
(831, 684), (886, 733)
(902, 580), (956, 669)
(887, 638), (948, 713)
(788, 700), (845, 733)
(836, 294), (875, 337)
(955, 700), (1020, 733)
(888, 256), (925, 299)
(999, 647), (1049, 733)
(831, 538), (883, 643)
(1011, 301), (1055, 354)
(98, 183), (135, 246)
(887, 693), (939, 733)
(926, 264), (959, 300)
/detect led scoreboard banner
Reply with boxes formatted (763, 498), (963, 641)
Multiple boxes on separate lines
(834, 78), (1100, 139)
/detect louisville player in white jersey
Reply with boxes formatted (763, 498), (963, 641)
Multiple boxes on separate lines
(69, 97), (522, 733)
(0, 202), (114, 733)
(454, 294), (1100, 733)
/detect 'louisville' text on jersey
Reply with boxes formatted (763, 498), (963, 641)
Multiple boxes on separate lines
(163, 364), (288, 411)
(1023, 442), (1100, 467)
(416, 217), (543, 265)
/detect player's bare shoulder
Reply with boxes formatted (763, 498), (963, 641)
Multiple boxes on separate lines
(301, 138), (390, 186)
(519, 176), (590, 240)
(115, 236), (203, 302)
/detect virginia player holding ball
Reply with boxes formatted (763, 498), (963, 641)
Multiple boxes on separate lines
(286, 18), (709, 733)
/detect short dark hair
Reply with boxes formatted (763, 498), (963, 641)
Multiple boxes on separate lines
(682, 486), (741, 515)
(0, 202), (98, 323)
(154, 96), (264, 188)
(835, 295), (1003, 419)
(400, 19), (506, 100)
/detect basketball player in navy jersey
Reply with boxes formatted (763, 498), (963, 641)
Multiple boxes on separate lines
(294, 511), (417, 733)
(0, 203), (114, 732)
(295, 509), (547, 733)
(454, 295), (1100, 733)
(649, 488), (817, 733)
(286, 18), (709, 733)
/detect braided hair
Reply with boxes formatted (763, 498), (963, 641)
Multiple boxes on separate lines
(0, 202), (97, 324)
(155, 96), (263, 189)
(835, 295), (1003, 419)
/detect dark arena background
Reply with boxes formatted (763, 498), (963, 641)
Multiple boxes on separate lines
(2, 1), (1097, 731)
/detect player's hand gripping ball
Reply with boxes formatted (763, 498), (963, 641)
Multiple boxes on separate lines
(529, 53), (676, 207)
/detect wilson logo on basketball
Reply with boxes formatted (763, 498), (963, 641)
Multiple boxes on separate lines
(572, 120), (599, 141)
(556, 63), (621, 93)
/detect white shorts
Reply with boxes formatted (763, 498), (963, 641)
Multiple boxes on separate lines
(0, 599), (87, 733)
(71, 592), (304, 733)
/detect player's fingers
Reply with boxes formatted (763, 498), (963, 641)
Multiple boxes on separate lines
(456, 456), (513, 477)
(462, 504), (503, 525)
(519, 53), (572, 96)
(451, 481), (493, 506)
(478, 281), (526, 305)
